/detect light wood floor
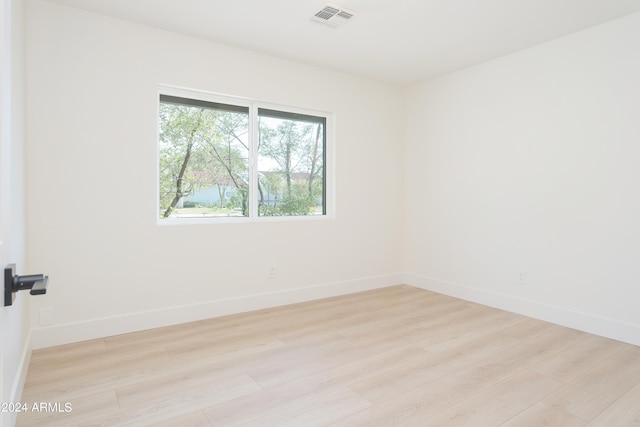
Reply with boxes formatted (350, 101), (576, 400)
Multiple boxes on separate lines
(18, 285), (640, 426)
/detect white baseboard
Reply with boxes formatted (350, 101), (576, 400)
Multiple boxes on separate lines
(31, 272), (639, 349)
(403, 273), (640, 347)
(31, 274), (402, 349)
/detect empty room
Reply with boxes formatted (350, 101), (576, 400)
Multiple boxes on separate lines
(2, 0), (640, 425)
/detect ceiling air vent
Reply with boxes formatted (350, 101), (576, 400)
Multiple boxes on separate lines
(312, 4), (356, 28)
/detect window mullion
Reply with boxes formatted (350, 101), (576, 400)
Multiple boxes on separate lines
(249, 104), (260, 219)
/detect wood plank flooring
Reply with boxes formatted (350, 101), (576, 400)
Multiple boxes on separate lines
(17, 285), (640, 426)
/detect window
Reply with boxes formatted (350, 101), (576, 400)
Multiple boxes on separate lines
(158, 89), (330, 222)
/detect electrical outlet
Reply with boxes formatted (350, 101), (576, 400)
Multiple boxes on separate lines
(268, 265), (276, 279)
(519, 271), (527, 285)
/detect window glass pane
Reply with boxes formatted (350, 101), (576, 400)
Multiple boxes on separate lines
(159, 98), (250, 218)
(257, 111), (325, 216)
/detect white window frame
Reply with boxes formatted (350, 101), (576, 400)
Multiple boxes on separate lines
(156, 85), (335, 225)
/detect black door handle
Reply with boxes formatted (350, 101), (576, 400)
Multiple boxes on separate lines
(4, 264), (49, 306)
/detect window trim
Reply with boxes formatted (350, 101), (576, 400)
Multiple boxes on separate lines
(156, 85), (335, 225)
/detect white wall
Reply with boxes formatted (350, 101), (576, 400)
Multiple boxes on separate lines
(26, 1), (404, 348)
(404, 13), (640, 345)
(1, 0), (29, 424)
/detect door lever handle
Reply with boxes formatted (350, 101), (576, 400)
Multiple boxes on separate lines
(16, 274), (48, 295)
(4, 264), (49, 306)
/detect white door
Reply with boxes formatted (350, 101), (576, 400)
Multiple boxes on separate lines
(1, 0), (10, 413)
(1, 0), (27, 424)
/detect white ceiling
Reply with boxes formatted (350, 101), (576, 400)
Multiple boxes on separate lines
(45, 0), (640, 86)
